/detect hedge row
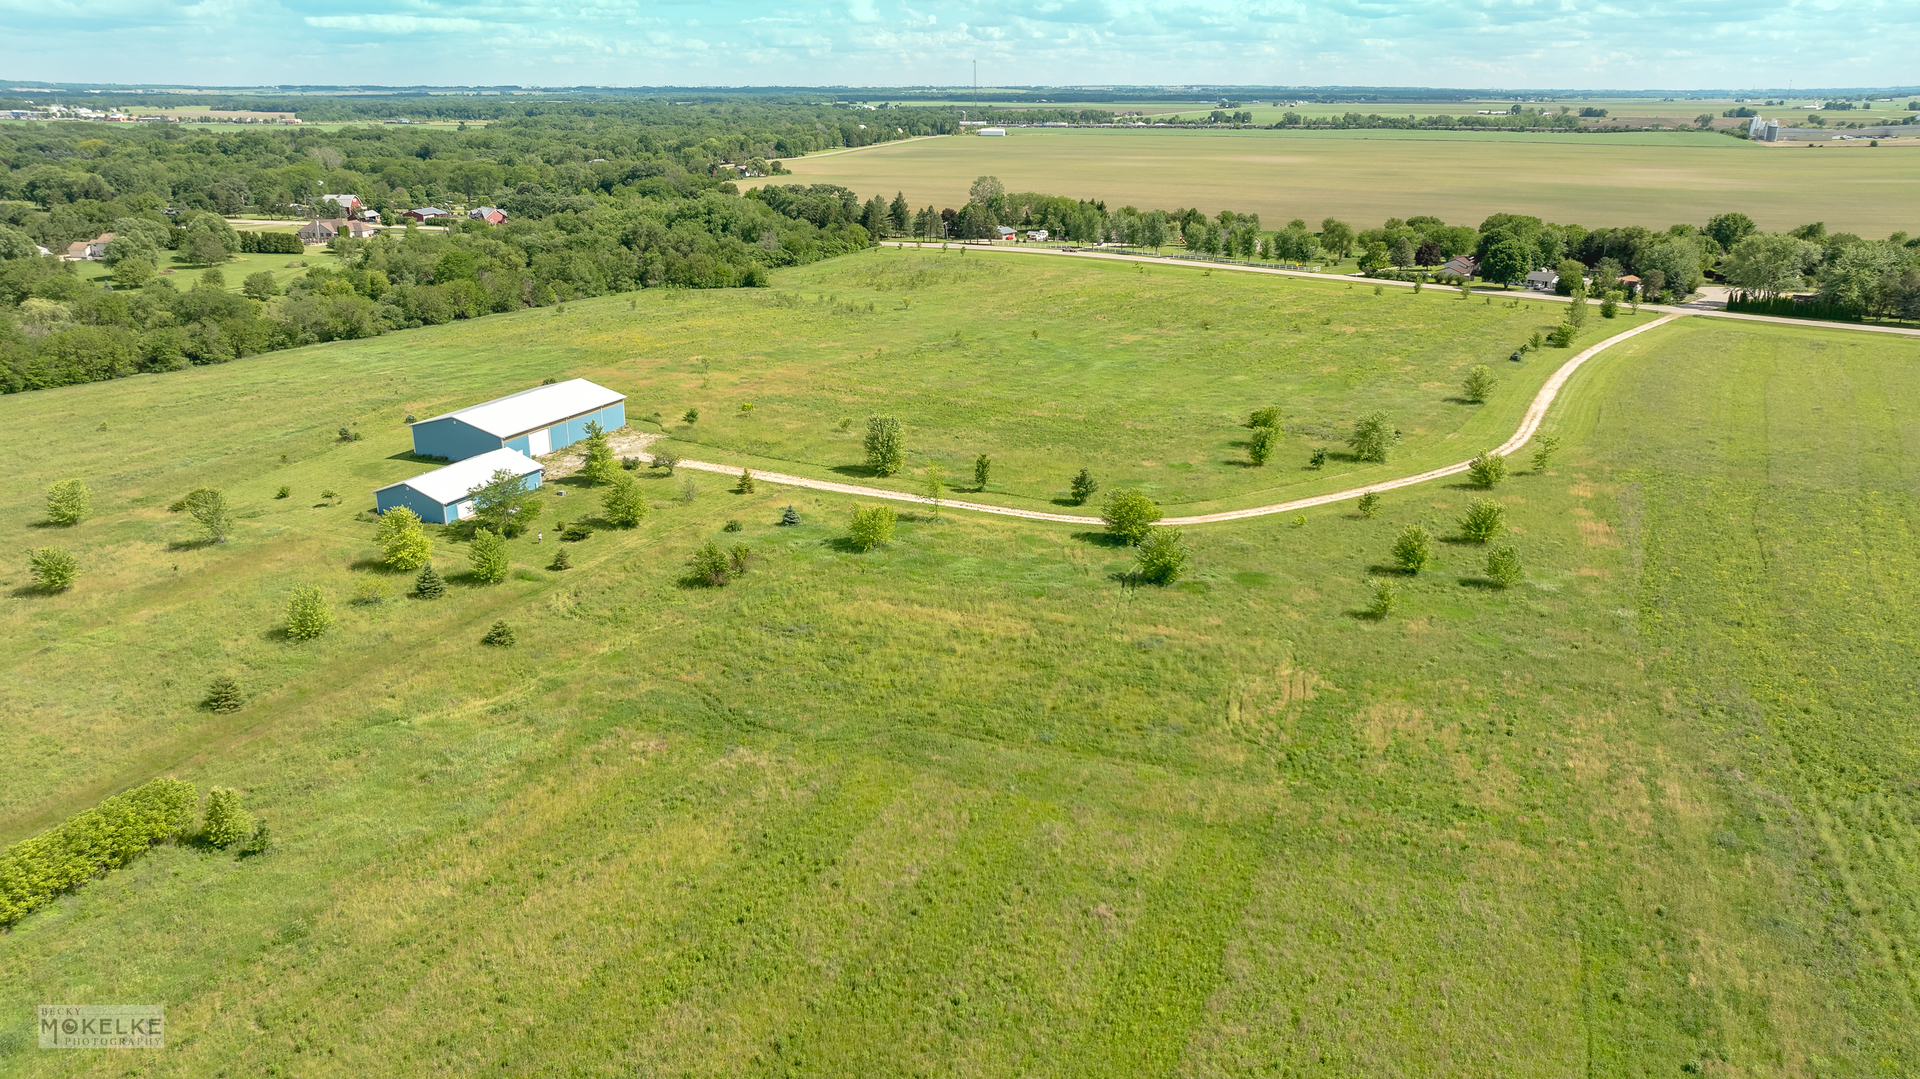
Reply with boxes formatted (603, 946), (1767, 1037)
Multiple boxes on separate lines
(240, 230), (304, 254)
(0, 777), (198, 927)
(1725, 291), (1862, 322)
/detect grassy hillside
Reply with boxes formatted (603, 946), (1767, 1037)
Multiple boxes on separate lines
(782, 127), (1920, 236)
(1, 265), (1917, 1074)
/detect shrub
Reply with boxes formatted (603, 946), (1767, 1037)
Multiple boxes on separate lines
(240, 819), (273, 856)
(728, 544), (752, 575)
(864, 416), (905, 476)
(275, 485), (291, 499)
(44, 479), (91, 525)
(620, 456), (641, 471)
(1600, 292), (1620, 318)
(650, 449), (681, 475)
(413, 563), (446, 599)
(481, 620), (516, 646)
(683, 408), (700, 424)
(1347, 411), (1400, 463)
(28, 547), (78, 592)
(1308, 448), (1327, 470)
(182, 487), (233, 541)
(1467, 450), (1508, 488)
(1248, 426), (1278, 466)
(973, 454), (991, 489)
(1486, 544), (1523, 587)
(736, 468), (756, 494)
(201, 788), (249, 849)
(847, 505), (897, 551)
(204, 676), (244, 714)
(1459, 498), (1506, 543)
(1367, 577), (1399, 618)
(724, 519), (744, 532)
(286, 585), (333, 639)
(376, 506), (433, 569)
(1391, 524), (1434, 574)
(1102, 489), (1163, 545)
(779, 505), (801, 526)
(1069, 468), (1099, 505)
(549, 547), (571, 571)
(321, 487), (339, 501)
(679, 478), (698, 503)
(561, 524), (593, 542)
(1461, 365), (1497, 403)
(1249, 406), (1281, 429)
(601, 475), (649, 528)
(468, 529), (509, 583)
(688, 540), (732, 585)
(1548, 322), (1578, 348)
(1134, 527), (1190, 585)
(1356, 491), (1380, 517)
(1530, 435), (1561, 473)
(242, 271), (280, 300)
(353, 578), (393, 605)
(1566, 294), (1589, 326)
(1528, 331), (1544, 349)
(0, 777), (198, 927)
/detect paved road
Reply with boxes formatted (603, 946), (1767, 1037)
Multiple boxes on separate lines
(672, 314), (1685, 527)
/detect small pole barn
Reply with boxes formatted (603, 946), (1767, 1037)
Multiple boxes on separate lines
(374, 448), (543, 524)
(410, 379), (625, 462)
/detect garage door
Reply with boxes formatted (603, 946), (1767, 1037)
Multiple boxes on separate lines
(527, 427), (552, 456)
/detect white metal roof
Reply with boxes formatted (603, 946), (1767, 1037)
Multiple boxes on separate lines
(418, 378), (625, 439)
(375, 448), (542, 505)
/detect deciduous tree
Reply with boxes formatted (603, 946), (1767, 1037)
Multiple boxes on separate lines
(864, 415), (904, 476)
(285, 585), (333, 639)
(45, 478), (91, 525)
(1347, 411), (1400, 463)
(847, 505), (896, 551)
(467, 529), (509, 584)
(1133, 527), (1189, 585)
(1391, 524), (1433, 573)
(1102, 489), (1162, 545)
(375, 506), (433, 569)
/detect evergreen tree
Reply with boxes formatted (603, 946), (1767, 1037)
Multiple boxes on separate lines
(736, 468), (756, 494)
(779, 505), (801, 526)
(414, 563), (446, 599)
(1462, 365), (1497, 403)
(889, 191), (911, 234)
(201, 788), (249, 849)
(45, 479), (91, 525)
(204, 676), (244, 714)
(481, 620), (517, 646)
(579, 421), (617, 486)
(550, 547), (572, 571)
(1069, 468), (1099, 505)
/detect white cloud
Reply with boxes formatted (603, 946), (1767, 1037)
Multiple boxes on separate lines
(303, 13), (498, 32)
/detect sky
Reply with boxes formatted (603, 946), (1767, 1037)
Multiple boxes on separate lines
(3, 0), (1915, 90)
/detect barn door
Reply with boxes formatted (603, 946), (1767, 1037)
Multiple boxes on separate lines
(527, 428), (552, 456)
(455, 500), (475, 520)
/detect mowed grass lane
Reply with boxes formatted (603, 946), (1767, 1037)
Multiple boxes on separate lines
(2, 291), (1916, 1072)
(782, 127), (1920, 236)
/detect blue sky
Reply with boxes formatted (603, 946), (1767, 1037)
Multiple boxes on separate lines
(4, 0), (1914, 89)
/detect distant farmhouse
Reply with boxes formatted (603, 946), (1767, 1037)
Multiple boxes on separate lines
(297, 219), (379, 244)
(469, 206), (508, 225)
(408, 379), (627, 461)
(403, 207), (452, 222)
(63, 233), (114, 260)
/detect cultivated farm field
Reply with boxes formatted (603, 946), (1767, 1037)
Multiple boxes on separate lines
(781, 128), (1920, 236)
(2, 258), (1918, 1075)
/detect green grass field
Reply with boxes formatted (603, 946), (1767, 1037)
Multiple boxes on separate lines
(783, 128), (1920, 235)
(2, 261), (1918, 1075)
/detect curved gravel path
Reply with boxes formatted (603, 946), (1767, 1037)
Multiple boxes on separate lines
(671, 313), (1685, 527)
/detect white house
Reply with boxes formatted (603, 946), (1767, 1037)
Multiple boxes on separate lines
(1524, 269), (1560, 291)
(1026, 229), (1049, 241)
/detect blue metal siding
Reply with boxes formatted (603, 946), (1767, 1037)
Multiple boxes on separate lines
(545, 403), (626, 452)
(505, 435), (530, 454)
(375, 484), (457, 525)
(411, 417), (506, 462)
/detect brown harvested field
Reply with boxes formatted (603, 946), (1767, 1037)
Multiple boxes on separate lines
(783, 127), (1920, 234)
